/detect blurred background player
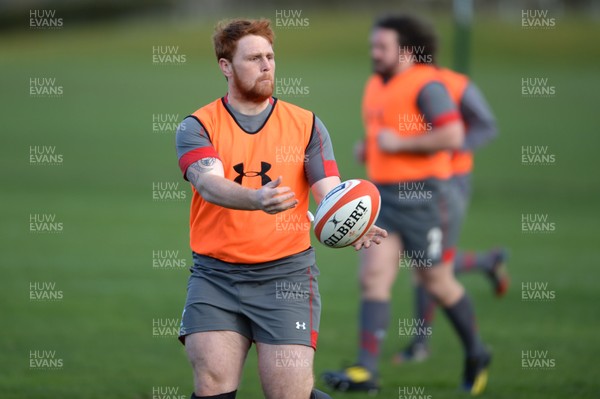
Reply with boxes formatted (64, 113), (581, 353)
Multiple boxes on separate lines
(322, 14), (491, 395)
(394, 66), (510, 364)
(175, 18), (386, 399)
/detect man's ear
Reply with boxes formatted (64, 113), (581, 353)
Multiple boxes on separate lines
(218, 58), (233, 79)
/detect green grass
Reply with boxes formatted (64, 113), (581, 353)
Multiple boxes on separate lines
(1, 10), (599, 399)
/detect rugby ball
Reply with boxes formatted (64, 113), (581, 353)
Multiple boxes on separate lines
(314, 179), (381, 248)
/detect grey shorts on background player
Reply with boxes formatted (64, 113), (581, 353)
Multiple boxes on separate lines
(451, 172), (472, 221)
(179, 248), (321, 349)
(375, 178), (461, 265)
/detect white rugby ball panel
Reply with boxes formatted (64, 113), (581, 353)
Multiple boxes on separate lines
(316, 196), (372, 247)
(313, 179), (381, 248)
(314, 179), (360, 221)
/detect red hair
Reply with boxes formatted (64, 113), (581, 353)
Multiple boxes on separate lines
(213, 18), (275, 61)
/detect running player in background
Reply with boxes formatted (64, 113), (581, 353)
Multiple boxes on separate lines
(175, 18), (386, 399)
(323, 14), (491, 395)
(394, 67), (510, 364)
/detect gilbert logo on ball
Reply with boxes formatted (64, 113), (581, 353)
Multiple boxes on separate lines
(313, 179), (381, 248)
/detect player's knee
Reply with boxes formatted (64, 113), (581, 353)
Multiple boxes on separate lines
(421, 268), (463, 306)
(360, 265), (395, 295)
(420, 270), (446, 297)
(360, 276), (392, 300)
(193, 368), (237, 396)
(262, 383), (313, 399)
(359, 268), (374, 290)
(424, 282), (445, 304)
(259, 362), (313, 398)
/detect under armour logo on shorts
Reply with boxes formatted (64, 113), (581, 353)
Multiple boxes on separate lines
(296, 321), (306, 330)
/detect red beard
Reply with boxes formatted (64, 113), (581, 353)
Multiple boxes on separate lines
(232, 70), (274, 103)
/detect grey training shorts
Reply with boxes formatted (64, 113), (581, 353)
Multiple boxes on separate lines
(179, 247), (321, 350)
(375, 178), (461, 266)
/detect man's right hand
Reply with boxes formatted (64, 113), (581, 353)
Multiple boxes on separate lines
(254, 176), (298, 214)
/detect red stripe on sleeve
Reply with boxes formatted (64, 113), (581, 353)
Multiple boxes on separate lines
(178, 147), (220, 178)
(433, 110), (461, 127)
(324, 160), (340, 177)
(315, 123), (340, 179)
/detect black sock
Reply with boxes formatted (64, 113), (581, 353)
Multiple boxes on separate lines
(357, 299), (389, 373)
(443, 294), (484, 357)
(191, 391), (237, 399)
(412, 283), (436, 346)
(310, 388), (333, 398)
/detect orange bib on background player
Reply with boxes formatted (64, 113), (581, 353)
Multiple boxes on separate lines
(439, 67), (473, 176)
(189, 98), (313, 264)
(363, 64), (455, 184)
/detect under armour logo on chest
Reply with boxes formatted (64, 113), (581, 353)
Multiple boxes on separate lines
(233, 162), (272, 185)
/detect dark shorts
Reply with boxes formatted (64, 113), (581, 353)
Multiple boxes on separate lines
(451, 172), (472, 222)
(179, 248), (321, 350)
(375, 178), (461, 266)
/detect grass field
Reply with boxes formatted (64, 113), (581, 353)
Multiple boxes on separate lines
(1, 8), (599, 399)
